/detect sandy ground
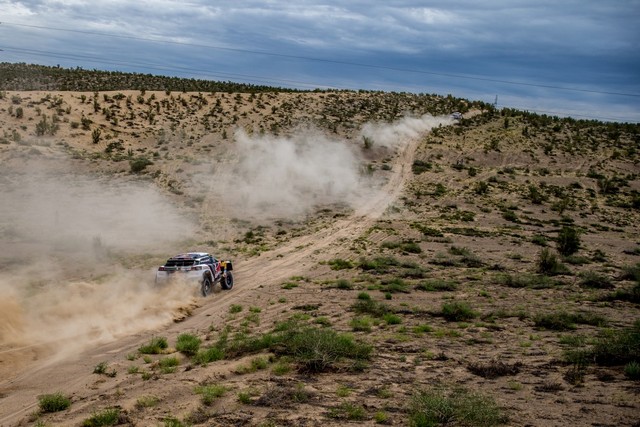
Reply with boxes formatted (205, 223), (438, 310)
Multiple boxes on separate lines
(0, 90), (638, 426)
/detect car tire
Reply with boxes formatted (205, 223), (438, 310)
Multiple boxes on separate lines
(221, 272), (234, 290)
(201, 276), (212, 297)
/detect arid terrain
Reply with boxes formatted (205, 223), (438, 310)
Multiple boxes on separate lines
(0, 65), (639, 426)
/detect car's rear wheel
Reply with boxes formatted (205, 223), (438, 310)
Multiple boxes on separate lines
(201, 276), (212, 297)
(221, 272), (234, 290)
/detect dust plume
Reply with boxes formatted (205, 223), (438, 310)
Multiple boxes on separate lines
(217, 127), (366, 219)
(360, 113), (453, 149)
(0, 156), (198, 370)
(212, 114), (452, 220)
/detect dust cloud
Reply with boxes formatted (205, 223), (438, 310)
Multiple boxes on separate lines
(213, 114), (451, 220)
(360, 113), (453, 149)
(216, 127), (366, 219)
(0, 159), (197, 367)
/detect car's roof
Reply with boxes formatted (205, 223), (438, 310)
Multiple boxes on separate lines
(169, 252), (211, 260)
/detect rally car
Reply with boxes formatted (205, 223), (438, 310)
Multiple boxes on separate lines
(156, 252), (233, 297)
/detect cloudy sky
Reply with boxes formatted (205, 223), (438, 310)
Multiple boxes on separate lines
(0, 1), (638, 122)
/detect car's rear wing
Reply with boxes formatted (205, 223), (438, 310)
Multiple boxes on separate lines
(220, 260), (233, 271)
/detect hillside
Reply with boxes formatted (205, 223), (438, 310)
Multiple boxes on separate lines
(0, 65), (639, 427)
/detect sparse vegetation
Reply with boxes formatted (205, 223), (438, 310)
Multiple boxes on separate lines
(138, 336), (168, 354)
(81, 408), (120, 427)
(176, 333), (201, 356)
(38, 392), (71, 413)
(409, 387), (507, 426)
(2, 64), (639, 427)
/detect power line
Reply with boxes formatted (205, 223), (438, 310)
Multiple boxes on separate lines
(2, 21), (639, 99)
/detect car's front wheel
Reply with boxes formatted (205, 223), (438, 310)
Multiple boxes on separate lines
(221, 272), (234, 290)
(201, 276), (212, 297)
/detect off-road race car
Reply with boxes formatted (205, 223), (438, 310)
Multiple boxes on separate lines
(156, 252), (233, 297)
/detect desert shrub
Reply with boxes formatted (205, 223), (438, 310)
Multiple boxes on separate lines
(358, 256), (399, 273)
(158, 356), (179, 373)
(467, 359), (522, 378)
(399, 241), (423, 253)
(415, 279), (457, 292)
(193, 346), (225, 365)
(357, 291), (371, 300)
(334, 279), (353, 290)
(275, 326), (372, 373)
(621, 263), (640, 283)
(537, 248), (569, 275)
(38, 392), (71, 413)
(351, 316), (373, 332)
(352, 298), (390, 317)
(599, 283), (640, 304)
(474, 181), (489, 195)
(81, 408), (120, 427)
(130, 157), (153, 173)
(380, 277), (410, 293)
(591, 320), (640, 366)
(383, 313), (402, 325)
(533, 311), (607, 331)
(195, 384), (227, 405)
(412, 159), (432, 174)
(531, 234), (548, 246)
(409, 387), (506, 427)
(527, 185), (547, 204)
(579, 271), (613, 289)
(502, 210), (518, 223)
(449, 246), (484, 267)
(441, 301), (477, 321)
(328, 258), (355, 270)
(625, 361), (640, 380)
(138, 336), (168, 354)
(557, 226), (580, 256)
(176, 333), (201, 356)
(135, 395), (160, 409)
(327, 401), (367, 420)
(92, 362), (116, 377)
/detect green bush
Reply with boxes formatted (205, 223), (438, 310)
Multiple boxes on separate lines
(415, 279), (457, 292)
(327, 401), (367, 420)
(138, 336), (168, 354)
(409, 387), (506, 427)
(624, 361), (640, 380)
(352, 298), (389, 317)
(82, 408), (120, 427)
(534, 311), (607, 331)
(351, 316), (373, 332)
(328, 258), (355, 270)
(176, 333), (201, 356)
(194, 346), (225, 365)
(130, 157), (153, 173)
(591, 320), (640, 366)
(195, 384), (227, 405)
(579, 271), (613, 289)
(38, 392), (71, 413)
(557, 226), (580, 256)
(275, 326), (372, 373)
(441, 301), (477, 321)
(537, 248), (569, 275)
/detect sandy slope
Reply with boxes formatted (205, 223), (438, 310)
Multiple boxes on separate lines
(0, 127), (419, 426)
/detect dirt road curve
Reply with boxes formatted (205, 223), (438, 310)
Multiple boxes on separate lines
(0, 136), (420, 425)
